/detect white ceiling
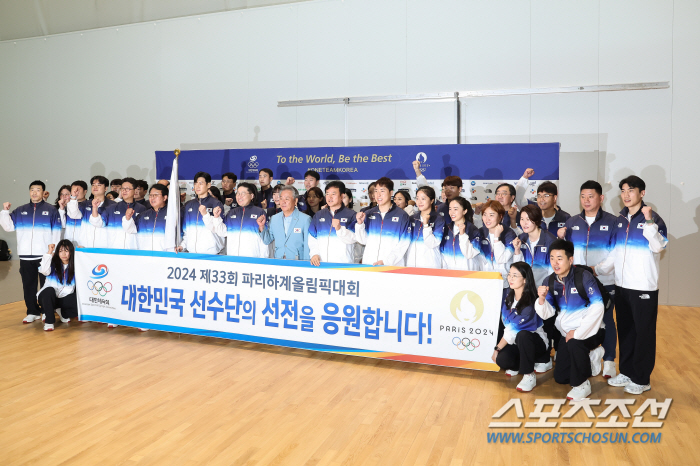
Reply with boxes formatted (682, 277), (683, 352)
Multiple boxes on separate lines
(0, 0), (312, 41)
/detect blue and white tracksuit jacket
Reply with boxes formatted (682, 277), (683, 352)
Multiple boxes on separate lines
(405, 211), (445, 268)
(90, 200), (147, 250)
(203, 205), (268, 258)
(308, 206), (357, 264)
(61, 199), (89, 245)
(477, 225), (517, 288)
(354, 204), (411, 266)
(501, 301), (548, 348)
(37, 254), (75, 298)
(535, 268), (605, 339)
(67, 198), (115, 248)
(0, 201), (61, 260)
(181, 195), (225, 254)
(123, 206), (178, 251)
(513, 229), (557, 286)
(595, 203), (668, 291)
(564, 209), (617, 287)
(439, 221), (481, 271)
(541, 209), (570, 237)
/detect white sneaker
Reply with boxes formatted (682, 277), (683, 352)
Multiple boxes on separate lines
(516, 373), (537, 392)
(534, 358), (553, 374)
(603, 361), (616, 379)
(608, 373), (632, 387)
(505, 369), (519, 377)
(41, 313), (46, 322)
(566, 380), (591, 401)
(589, 346), (605, 377)
(624, 382), (651, 395)
(43, 323), (54, 332)
(107, 323), (119, 328)
(23, 314), (41, 324)
(56, 308), (70, 323)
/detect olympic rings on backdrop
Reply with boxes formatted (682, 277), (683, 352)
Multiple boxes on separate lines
(452, 337), (480, 351)
(87, 280), (112, 297)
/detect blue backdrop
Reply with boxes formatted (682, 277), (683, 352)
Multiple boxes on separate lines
(155, 143), (559, 181)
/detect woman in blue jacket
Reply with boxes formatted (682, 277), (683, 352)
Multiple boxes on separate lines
(492, 262), (551, 392)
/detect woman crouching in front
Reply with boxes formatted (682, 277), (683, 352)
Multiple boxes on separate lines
(492, 261), (551, 392)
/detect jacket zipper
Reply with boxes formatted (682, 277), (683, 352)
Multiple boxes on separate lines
(238, 207), (245, 256)
(620, 221), (630, 286)
(326, 211), (333, 262)
(31, 203), (36, 255)
(415, 220), (423, 266)
(376, 216), (384, 263)
(152, 209), (159, 250)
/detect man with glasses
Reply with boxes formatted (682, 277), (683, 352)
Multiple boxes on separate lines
(89, 177), (147, 250)
(473, 183), (525, 231)
(123, 184), (174, 252)
(67, 176), (115, 248)
(533, 182), (570, 236)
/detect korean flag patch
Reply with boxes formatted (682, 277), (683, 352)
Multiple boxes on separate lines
(250, 214), (257, 219)
(600, 225), (609, 231)
(293, 227), (301, 233)
(571, 287), (579, 294)
(392, 217), (399, 222)
(340, 218), (347, 223)
(320, 218), (326, 222)
(637, 223), (644, 229)
(540, 246), (547, 252)
(558, 222), (566, 227)
(42, 211), (49, 216)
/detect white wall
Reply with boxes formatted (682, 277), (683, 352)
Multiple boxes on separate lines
(1, 0), (698, 306)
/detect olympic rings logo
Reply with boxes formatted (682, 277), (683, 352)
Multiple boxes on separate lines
(248, 161), (259, 168)
(87, 280), (112, 297)
(452, 337), (480, 351)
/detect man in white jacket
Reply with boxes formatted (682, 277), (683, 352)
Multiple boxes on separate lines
(595, 175), (668, 395)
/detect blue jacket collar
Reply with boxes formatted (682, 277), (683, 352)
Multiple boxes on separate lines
(620, 201), (647, 221)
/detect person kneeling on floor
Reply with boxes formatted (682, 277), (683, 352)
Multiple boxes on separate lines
(38, 240), (78, 332)
(493, 261), (552, 392)
(535, 239), (605, 401)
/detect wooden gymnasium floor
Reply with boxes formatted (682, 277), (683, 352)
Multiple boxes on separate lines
(0, 300), (698, 466)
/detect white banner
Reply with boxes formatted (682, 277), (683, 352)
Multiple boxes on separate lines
(76, 249), (504, 371)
